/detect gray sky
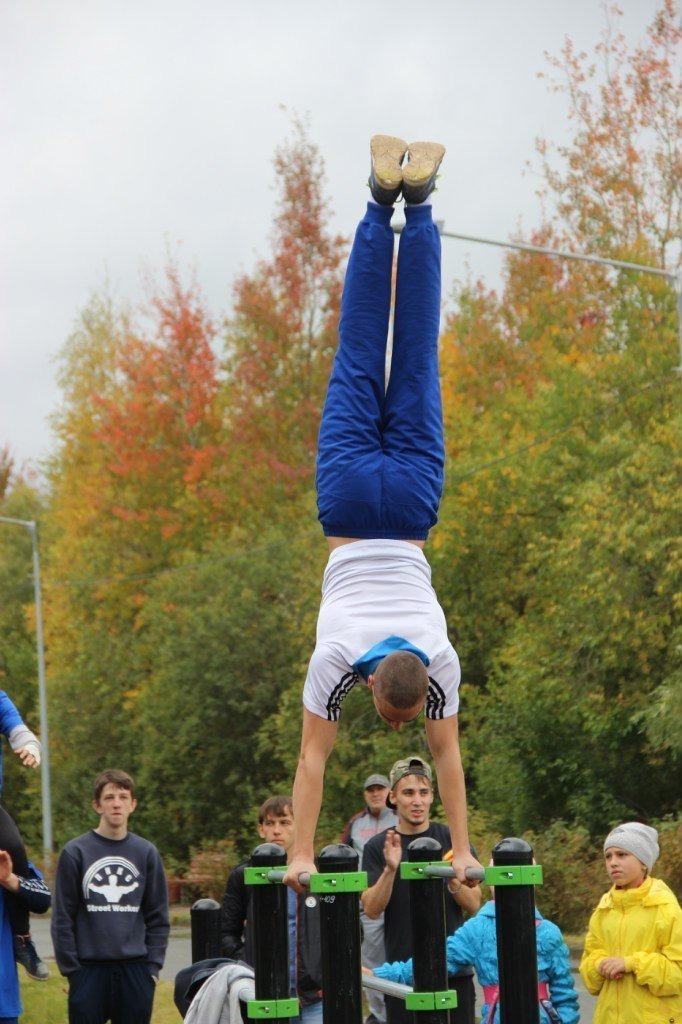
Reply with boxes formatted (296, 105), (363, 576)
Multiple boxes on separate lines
(0, 0), (662, 473)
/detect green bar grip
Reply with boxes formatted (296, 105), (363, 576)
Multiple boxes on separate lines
(309, 870), (367, 893)
(405, 990), (458, 1011)
(484, 864), (543, 886)
(247, 997), (300, 1018)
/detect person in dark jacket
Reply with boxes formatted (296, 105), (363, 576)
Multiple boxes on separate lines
(362, 757), (481, 1024)
(0, 848), (51, 1023)
(51, 768), (170, 1024)
(0, 688), (50, 979)
(221, 795), (322, 1022)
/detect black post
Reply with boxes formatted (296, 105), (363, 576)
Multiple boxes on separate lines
(408, 837), (450, 1024)
(250, 842), (289, 1023)
(190, 898), (221, 963)
(317, 843), (363, 1024)
(493, 838), (539, 1024)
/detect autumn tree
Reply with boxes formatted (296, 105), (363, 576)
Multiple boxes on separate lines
(223, 116), (346, 519)
(44, 273), (228, 840)
(42, 121), (348, 852)
(537, 0), (682, 266)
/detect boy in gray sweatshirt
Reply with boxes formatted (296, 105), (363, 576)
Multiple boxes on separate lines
(51, 768), (169, 1024)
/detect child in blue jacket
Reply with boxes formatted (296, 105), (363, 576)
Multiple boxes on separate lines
(0, 689), (50, 979)
(371, 898), (579, 1024)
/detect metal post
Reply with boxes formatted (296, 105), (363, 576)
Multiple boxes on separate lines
(407, 837), (449, 1024)
(190, 897), (221, 962)
(671, 276), (675, 376)
(317, 843), (363, 1024)
(493, 838), (539, 1024)
(395, 223), (682, 373)
(28, 522), (52, 854)
(0, 516), (53, 856)
(250, 842), (290, 1023)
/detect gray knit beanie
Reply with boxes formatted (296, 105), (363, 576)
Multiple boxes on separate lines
(603, 822), (660, 873)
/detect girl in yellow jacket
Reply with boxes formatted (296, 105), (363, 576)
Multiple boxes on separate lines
(580, 822), (682, 1023)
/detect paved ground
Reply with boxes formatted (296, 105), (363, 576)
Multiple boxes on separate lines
(31, 915), (597, 1021)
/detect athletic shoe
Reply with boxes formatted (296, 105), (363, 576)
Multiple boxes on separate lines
(402, 141), (446, 204)
(369, 135), (408, 205)
(14, 934), (51, 980)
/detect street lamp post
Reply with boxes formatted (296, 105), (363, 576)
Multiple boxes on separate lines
(0, 516), (53, 856)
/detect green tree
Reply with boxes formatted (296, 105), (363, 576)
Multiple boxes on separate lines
(435, 2), (682, 837)
(0, 473), (45, 849)
(133, 525), (321, 861)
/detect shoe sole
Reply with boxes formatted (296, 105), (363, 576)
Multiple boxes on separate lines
(403, 141), (446, 186)
(370, 134), (408, 189)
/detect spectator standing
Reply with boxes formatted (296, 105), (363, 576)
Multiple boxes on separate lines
(580, 822), (682, 1024)
(51, 769), (170, 1024)
(221, 795), (322, 1023)
(0, 688), (50, 979)
(362, 757), (481, 1024)
(340, 772), (397, 1024)
(0, 848), (51, 1023)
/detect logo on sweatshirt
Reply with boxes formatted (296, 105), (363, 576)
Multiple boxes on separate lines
(82, 857), (141, 911)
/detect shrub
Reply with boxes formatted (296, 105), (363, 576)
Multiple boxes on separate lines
(186, 838), (236, 902)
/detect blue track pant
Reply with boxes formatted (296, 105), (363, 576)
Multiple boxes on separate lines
(316, 202), (444, 540)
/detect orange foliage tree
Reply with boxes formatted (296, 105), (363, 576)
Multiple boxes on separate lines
(223, 116), (346, 518)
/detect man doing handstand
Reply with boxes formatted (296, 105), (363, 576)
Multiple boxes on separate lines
(285, 136), (480, 891)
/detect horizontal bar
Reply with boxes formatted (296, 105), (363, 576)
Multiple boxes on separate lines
(426, 864), (541, 885)
(362, 974), (413, 1001)
(424, 865), (485, 881)
(401, 862), (486, 881)
(263, 869), (368, 891)
(0, 516), (34, 529)
(392, 223), (674, 281)
(266, 870), (311, 886)
(440, 229), (675, 279)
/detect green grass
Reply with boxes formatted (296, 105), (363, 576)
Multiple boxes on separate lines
(19, 974), (179, 1023)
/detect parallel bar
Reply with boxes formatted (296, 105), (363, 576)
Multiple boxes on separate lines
(318, 844), (363, 1024)
(493, 838), (539, 1024)
(422, 864), (485, 881)
(250, 843), (289, 1024)
(265, 869), (311, 886)
(362, 975), (413, 1000)
(408, 837), (450, 1024)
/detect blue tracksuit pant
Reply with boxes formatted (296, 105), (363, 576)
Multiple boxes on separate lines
(316, 201), (444, 541)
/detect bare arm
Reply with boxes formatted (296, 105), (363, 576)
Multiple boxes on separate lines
(361, 829), (402, 919)
(284, 709), (338, 892)
(425, 715), (482, 884)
